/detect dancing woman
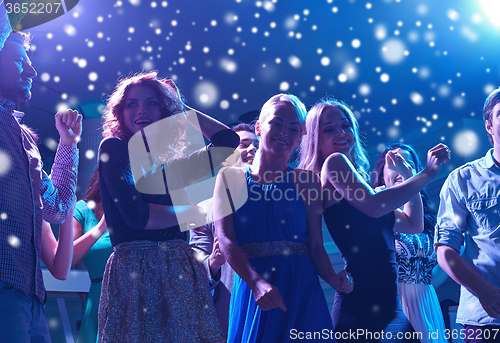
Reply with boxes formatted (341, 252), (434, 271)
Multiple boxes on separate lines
(97, 71), (239, 342)
(215, 94), (352, 343)
(69, 168), (111, 343)
(373, 143), (447, 343)
(300, 97), (450, 342)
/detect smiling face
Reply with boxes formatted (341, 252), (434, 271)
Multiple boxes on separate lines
(382, 149), (415, 188)
(317, 106), (355, 160)
(236, 130), (259, 166)
(122, 85), (163, 136)
(0, 40), (37, 103)
(257, 102), (302, 157)
(486, 102), (500, 152)
(223, 130), (259, 168)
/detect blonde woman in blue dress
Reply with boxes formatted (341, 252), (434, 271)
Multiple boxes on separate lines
(214, 94), (353, 343)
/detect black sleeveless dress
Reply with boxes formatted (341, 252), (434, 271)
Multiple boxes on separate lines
(324, 199), (420, 342)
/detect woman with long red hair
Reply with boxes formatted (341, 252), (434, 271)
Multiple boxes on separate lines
(97, 71), (238, 342)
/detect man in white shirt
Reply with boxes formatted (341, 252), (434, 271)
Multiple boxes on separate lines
(435, 87), (500, 342)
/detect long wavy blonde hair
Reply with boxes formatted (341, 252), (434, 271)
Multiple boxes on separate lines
(299, 96), (370, 181)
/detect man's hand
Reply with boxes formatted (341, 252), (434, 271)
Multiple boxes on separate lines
(208, 237), (225, 278)
(437, 244), (500, 318)
(186, 202), (207, 229)
(55, 109), (82, 146)
(476, 283), (500, 318)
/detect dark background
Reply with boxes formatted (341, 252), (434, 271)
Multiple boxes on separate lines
(24, 2), (492, 340)
(16, 0), (500, 192)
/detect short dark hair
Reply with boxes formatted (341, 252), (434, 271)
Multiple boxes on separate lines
(0, 32), (32, 64)
(231, 122), (255, 134)
(483, 87), (500, 146)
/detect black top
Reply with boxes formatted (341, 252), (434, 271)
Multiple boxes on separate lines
(324, 199), (397, 289)
(324, 199), (420, 341)
(98, 129), (239, 247)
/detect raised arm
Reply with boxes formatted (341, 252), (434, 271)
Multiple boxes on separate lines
(39, 109), (82, 224)
(41, 199), (76, 280)
(185, 105), (231, 140)
(298, 170), (353, 293)
(323, 144), (450, 218)
(385, 150), (424, 234)
(214, 168), (287, 311)
(71, 215), (108, 267)
(99, 137), (206, 231)
(393, 195), (424, 234)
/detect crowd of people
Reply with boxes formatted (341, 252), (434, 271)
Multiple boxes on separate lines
(0, 20), (499, 343)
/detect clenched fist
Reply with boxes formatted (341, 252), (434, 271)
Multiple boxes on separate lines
(55, 109), (83, 147)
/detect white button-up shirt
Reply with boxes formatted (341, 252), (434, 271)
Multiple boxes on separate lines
(436, 148), (500, 326)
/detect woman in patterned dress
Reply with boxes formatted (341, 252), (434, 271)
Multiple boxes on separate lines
(373, 143), (447, 343)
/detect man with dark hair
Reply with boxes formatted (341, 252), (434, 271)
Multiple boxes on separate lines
(0, 31), (82, 342)
(190, 123), (258, 335)
(222, 123), (259, 168)
(436, 88), (500, 342)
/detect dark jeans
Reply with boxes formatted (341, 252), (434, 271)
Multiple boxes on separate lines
(464, 325), (500, 343)
(0, 282), (51, 343)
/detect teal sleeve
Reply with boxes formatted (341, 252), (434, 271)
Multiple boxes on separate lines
(73, 200), (88, 228)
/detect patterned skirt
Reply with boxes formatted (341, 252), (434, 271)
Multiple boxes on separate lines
(98, 239), (223, 343)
